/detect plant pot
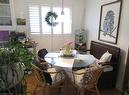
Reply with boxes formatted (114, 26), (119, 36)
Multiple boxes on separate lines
(0, 63), (24, 90)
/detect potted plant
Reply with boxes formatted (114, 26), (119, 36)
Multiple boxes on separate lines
(0, 32), (33, 92)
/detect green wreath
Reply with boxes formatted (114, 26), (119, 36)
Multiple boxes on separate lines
(45, 11), (58, 26)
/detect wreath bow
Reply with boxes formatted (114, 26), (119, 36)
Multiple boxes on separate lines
(45, 11), (58, 26)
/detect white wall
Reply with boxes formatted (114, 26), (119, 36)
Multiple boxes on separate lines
(13, 0), (129, 91)
(84, 0), (129, 91)
(13, 0), (85, 51)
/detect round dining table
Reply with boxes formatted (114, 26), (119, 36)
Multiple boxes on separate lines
(45, 51), (96, 69)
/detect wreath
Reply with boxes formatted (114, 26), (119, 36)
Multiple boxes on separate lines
(45, 11), (58, 26)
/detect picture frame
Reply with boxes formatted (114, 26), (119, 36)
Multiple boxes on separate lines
(0, 0), (9, 4)
(98, 0), (122, 44)
(16, 18), (26, 25)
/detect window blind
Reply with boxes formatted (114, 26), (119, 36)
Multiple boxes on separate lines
(29, 5), (40, 34)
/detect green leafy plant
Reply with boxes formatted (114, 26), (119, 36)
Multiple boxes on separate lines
(0, 32), (34, 92)
(0, 48), (19, 66)
(0, 32), (34, 68)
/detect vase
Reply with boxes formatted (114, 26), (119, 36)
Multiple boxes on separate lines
(62, 48), (73, 57)
(0, 63), (24, 90)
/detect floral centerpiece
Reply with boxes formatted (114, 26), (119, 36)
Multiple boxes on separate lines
(62, 41), (73, 56)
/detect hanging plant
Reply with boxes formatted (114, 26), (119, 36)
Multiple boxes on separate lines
(45, 11), (58, 26)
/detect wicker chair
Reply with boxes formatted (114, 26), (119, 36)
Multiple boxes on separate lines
(72, 66), (103, 95)
(34, 48), (53, 70)
(31, 64), (66, 95)
(38, 48), (48, 62)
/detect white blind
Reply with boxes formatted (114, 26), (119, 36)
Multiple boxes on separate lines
(29, 5), (40, 34)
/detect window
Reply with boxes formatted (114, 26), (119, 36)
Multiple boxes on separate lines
(53, 7), (62, 34)
(29, 5), (40, 34)
(29, 5), (72, 35)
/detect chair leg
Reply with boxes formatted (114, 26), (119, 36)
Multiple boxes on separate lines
(45, 87), (49, 95)
(95, 86), (101, 95)
(79, 88), (85, 95)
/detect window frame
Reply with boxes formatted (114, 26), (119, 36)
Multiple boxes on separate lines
(28, 4), (73, 36)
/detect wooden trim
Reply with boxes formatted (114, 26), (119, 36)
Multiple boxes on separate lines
(123, 48), (129, 93)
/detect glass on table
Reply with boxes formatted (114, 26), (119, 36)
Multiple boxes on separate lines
(51, 57), (56, 65)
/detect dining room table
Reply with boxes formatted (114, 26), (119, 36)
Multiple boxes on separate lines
(45, 50), (97, 95)
(45, 50), (96, 77)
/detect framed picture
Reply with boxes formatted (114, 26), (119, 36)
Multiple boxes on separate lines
(98, 0), (122, 44)
(0, 0), (9, 4)
(16, 18), (26, 25)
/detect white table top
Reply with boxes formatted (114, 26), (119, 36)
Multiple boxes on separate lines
(45, 51), (96, 68)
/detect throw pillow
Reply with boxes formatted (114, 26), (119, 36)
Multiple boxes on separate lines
(99, 51), (112, 63)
